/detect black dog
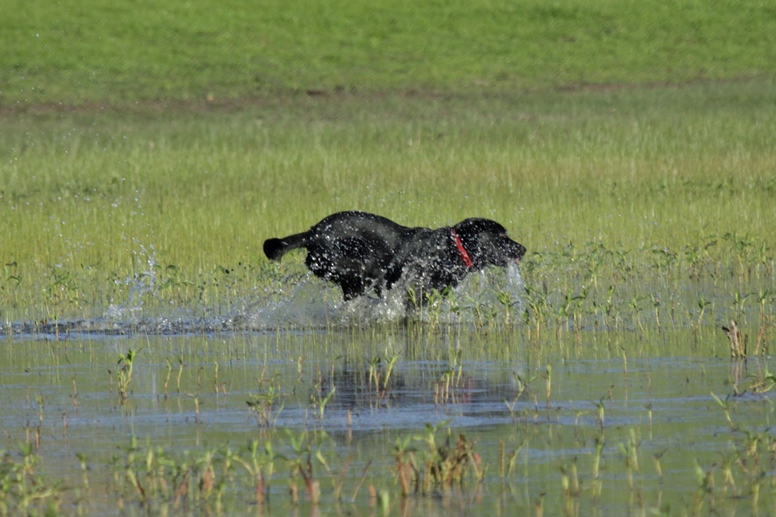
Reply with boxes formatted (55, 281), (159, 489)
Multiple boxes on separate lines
(263, 211), (526, 302)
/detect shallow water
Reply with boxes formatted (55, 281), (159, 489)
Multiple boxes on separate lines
(1, 267), (775, 516)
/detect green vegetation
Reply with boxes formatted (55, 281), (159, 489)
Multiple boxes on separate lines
(2, 0), (775, 323)
(2, 0), (774, 105)
(1, 0), (776, 514)
(2, 83), (775, 323)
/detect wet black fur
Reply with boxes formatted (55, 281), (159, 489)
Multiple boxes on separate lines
(263, 211), (526, 302)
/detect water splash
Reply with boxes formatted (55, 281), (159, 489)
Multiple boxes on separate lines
(5, 262), (525, 338)
(239, 274), (340, 329)
(505, 261), (525, 313)
(213, 264), (526, 330)
(103, 243), (159, 322)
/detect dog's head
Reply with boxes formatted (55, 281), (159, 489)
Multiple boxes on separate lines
(453, 218), (526, 268)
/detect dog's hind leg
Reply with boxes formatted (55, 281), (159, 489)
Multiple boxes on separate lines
(263, 232), (309, 261)
(340, 279), (366, 301)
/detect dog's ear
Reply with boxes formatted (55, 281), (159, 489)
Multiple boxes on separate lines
(453, 219), (507, 240)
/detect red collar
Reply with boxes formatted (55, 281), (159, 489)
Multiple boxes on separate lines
(451, 229), (473, 268)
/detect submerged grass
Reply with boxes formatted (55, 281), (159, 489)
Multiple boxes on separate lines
(1, 331), (775, 516)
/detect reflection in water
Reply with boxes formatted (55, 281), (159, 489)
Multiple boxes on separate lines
(319, 361), (526, 416)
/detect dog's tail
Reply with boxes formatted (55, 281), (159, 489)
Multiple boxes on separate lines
(263, 232), (309, 261)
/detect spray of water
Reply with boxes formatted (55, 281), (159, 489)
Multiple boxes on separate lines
(8, 247), (525, 336)
(103, 243), (159, 322)
(506, 261), (526, 312)
(216, 263), (526, 330)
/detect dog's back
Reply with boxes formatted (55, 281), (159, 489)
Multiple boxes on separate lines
(264, 211), (414, 262)
(311, 211), (412, 246)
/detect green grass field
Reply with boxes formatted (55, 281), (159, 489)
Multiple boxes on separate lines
(3, 0), (775, 104)
(1, 0), (776, 322)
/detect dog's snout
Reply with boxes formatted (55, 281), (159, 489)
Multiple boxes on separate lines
(502, 238), (526, 260)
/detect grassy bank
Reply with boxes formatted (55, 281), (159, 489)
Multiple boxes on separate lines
(2, 0), (775, 105)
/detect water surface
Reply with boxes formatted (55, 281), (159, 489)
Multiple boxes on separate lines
(1, 267), (775, 516)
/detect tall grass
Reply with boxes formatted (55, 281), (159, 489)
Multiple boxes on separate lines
(1, 82), (775, 322)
